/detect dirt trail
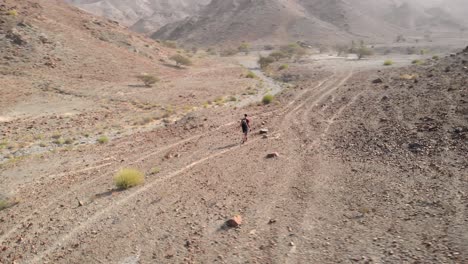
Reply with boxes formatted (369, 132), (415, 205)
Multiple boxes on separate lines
(2, 52), (466, 263)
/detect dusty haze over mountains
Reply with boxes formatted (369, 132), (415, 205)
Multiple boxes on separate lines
(67, 0), (468, 46)
(65, 0), (210, 33)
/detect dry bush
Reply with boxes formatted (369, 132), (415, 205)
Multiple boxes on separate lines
(270, 51), (288, 61)
(220, 48), (237, 57)
(357, 46), (373, 59)
(161, 40), (177, 49)
(258, 56), (275, 69)
(137, 74), (159, 87)
(97, 135), (109, 144)
(246, 71), (256, 78)
(0, 200), (9, 211)
(6, 10), (18, 16)
(400, 74), (418, 80)
(238, 42), (250, 54)
(170, 54), (192, 67)
(262, 94), (274, 104)
(114, 169), (145, 189)
(383, 60), (394, 66)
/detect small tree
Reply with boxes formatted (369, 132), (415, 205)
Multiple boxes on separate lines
(258, 56), (274, 69)
(161, 40), (177, 49)
(294, 47), (307, 61)
(335, 44), (348, 56)
(170, 54), (192, 67)
(137, 74), (159, 87)
(270, 51), (287, 61)
(356, 42), (373, 60)
(280, 43), (302, 59)
(238, 42), (250, 54)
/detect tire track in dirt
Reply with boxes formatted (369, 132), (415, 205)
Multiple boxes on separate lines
(2, 70), (339, 262)
(27, 75), (342, 263)
(31, 136), (263, 263)
(0, 123), (239, 245)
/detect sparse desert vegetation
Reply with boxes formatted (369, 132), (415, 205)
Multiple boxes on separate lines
(97, 135), (109, 144)
(262, 94), (274, 104)
(383, 59), (394, 66)
(136, 74), (159, 87)
(245, 71), (256, 78)
(114, 168), (145, 189)
(170, 54), (192, 67)
(150, 166), (161, 175)
(2, 0), (468, 263)
(0, 199), (9, 211)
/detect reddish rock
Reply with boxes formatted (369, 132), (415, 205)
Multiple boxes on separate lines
(266, 152), (279, 158)
(226, 215), (242, 227)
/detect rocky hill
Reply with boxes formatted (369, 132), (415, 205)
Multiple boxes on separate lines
(65, 0), (210, 34)
(153, 0), (468, 47)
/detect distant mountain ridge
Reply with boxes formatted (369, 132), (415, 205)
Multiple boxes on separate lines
(152, 0), (467, 46)
(65, 0), (468, 46)
(64, 0), (210, 34)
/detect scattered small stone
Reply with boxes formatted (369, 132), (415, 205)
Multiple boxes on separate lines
(289, 242), (295, 246)
(372, 78), (383, 84)
(266, 152), (279, 158)
(268, 219), (277, 224)
(76, 197), (83, 207)
(226, 215), (242, 227)
(259, 129), (269, 134)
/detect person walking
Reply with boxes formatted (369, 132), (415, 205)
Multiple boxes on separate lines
(241, 114), (251, 144)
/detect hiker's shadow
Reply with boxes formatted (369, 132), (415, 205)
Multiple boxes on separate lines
(214, 143), (239, 150)
(94, 189), (124, 199)
(127, 84), (150, 88)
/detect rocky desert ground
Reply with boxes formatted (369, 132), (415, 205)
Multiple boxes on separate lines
(1, 0), (468, 264)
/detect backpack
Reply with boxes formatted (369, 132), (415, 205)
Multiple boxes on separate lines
(241, 118), (248, 129)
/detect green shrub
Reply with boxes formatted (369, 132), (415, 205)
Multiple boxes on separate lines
(356, 46), (373, 59)
(264, 45), (274, 50)
(53, 138), (65, 145)
(170, 54), (192, 67)
(161, 40), (177, 49)
(270, 51), (288, 61)
(280, 43), (306, 59)
(228, 96), (237, 102)
(278, 64), (288, 70)
(150, 167), (161, 175)
(0, 200), (9, 211)
(258, 56), (275, 69)
(0, 141), (7, 149)
(64, 138), (74, 145)
(412, 59), (423, 65)
(406, 47), (417, 55)
(432, 55), (439, 60)
(6, 10), (18, 16)
(245, 71), (256, 78)
(238, 42), (250, 54)
(136, 74), (159, 87)
(262, 94), (274, 104)
(114, 169), (144, 189)
(383, 60), (394, 66)
(97, 136), (109, 144)
(220, 48), (237, 57)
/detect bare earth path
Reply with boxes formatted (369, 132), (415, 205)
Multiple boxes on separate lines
(1, 54), (466, 263)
